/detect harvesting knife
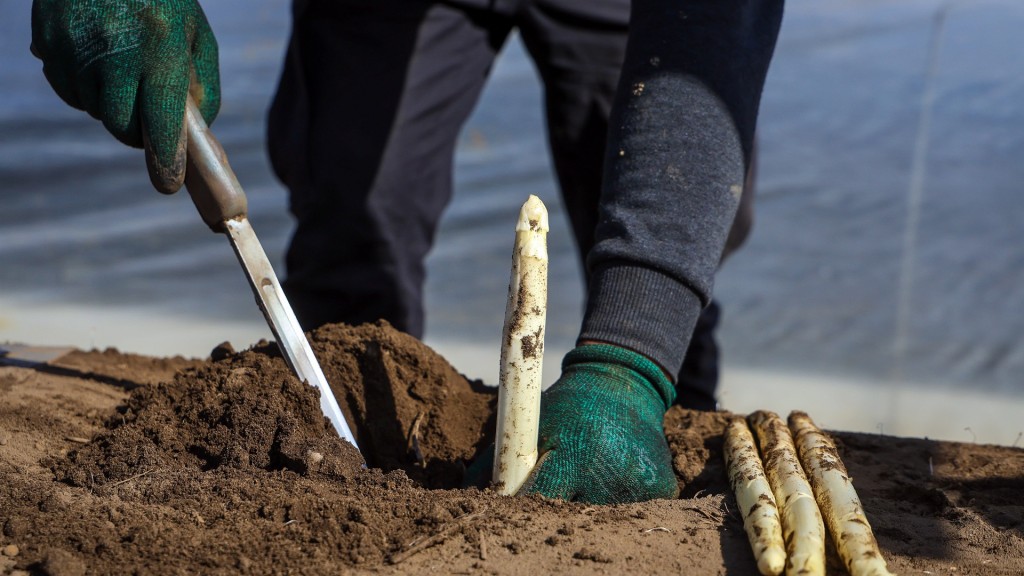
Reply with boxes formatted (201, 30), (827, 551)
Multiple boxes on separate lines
(181, 96), (360, 452)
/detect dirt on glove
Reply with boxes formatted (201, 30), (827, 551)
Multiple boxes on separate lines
(1, 321), (1022, 575)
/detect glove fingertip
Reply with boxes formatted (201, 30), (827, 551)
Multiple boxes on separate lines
(142, 119), (187, 194)
(516, 450), (574, 500)
(139, 69), (189, 194)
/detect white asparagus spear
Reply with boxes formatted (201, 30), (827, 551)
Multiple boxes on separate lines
(724, 417), (786, 576)
(493, 195), (549, 495)
(789, 411), (894, 576)
(749, 410), (826, 576)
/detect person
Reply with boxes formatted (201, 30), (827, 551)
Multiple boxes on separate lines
(31, 0), (782, 503)
(266, 0), (760, 412)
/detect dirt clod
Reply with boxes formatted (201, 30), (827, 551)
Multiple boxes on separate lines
(41, 549), (86, 576)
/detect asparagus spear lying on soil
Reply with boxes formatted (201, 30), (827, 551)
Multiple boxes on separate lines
(789, 411), (894, 576)
(724, 417), (786, 576)
(749, 410), (826, 576)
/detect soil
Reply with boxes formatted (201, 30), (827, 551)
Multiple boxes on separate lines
(1, 321), (1022, 575)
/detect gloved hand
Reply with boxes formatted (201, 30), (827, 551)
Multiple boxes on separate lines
(31, 0), (220, 193)
(518, 343), (680, 504)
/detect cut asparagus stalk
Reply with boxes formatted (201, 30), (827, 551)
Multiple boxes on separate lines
(749, 410), (826, 576)
(493, 195), (549, 496)
(724, 417), (786, 576)
(789, 411), (894, 576)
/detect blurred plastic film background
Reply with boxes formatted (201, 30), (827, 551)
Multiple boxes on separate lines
(2, 0), (1023, 445)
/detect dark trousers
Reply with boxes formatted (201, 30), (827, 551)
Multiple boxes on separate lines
(267, 0), (753, 409)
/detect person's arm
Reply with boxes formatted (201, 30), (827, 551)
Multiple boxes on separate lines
(31, 0), (220, 193)
(521, 0), (784, 504)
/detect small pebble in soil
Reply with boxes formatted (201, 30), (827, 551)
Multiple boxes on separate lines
(573, 547), (613, 564)
(4, 518), (26, 538)
(2, 544), (19, 557)
(42, 549), (86, 576)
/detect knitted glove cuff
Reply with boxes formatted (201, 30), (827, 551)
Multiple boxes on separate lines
(563, 343), (676, 409)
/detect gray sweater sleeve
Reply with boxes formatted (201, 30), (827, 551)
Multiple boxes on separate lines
(579, 0), (784, 377)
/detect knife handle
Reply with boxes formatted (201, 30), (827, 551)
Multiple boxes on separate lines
(183, 95), (248, 232)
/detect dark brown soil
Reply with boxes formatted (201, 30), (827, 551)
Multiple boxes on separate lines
(1, 321), (1022, 575)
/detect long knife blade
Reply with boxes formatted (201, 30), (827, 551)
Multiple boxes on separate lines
(224, 218), (358, 448)
(182, 96), (359, 451)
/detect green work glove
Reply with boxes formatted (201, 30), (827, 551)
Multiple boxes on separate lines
(519, 343), (680, 504)
(31, 0), (220, 193)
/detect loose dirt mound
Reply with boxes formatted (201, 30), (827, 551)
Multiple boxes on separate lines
(1, 321), (1022, 575)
